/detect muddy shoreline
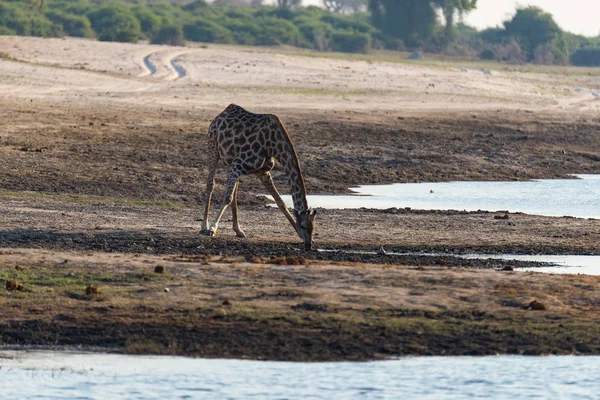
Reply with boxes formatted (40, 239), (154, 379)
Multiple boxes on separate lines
(1, 249), (599, 360)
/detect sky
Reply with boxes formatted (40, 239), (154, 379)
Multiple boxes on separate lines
(278, 0), (600, 37)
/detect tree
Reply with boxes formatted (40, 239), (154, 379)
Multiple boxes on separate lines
(277, 0), (301, 8)
(431, 0), (477, 47)
(503, 6), (563, 61)
(323, 0), (367, 13)
(368, 0), (437, 47)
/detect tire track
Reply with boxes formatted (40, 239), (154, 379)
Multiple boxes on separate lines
(140, 50), (192, 80)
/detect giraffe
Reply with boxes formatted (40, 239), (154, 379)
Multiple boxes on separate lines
(200, 104), (317, 250)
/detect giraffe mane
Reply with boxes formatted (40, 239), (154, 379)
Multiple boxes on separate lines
(269, 114), (308, 207)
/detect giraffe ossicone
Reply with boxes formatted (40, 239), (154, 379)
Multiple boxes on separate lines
(200, 104), (316, 250)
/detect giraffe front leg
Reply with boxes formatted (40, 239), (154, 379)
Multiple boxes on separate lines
(259, 172), (298, 234)
(200, 173), (215, 235)
(200, 145), (219, 236)
(231, 183), (246, 238)
(205, 166), (243, 237)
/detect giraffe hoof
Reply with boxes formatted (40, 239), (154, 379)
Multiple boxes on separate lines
(200, 229), (215, 237)
(235, 231), (247, 239)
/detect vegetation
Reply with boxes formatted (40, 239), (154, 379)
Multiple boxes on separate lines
(0, 0), (599, 64)
(571, 48), (600, 67)
(151, 23), (185, 46)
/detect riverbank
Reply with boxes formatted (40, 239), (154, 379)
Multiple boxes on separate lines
(1, 248), (599, 360)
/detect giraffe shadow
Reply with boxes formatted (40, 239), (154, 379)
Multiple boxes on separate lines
(0, 229), (304, 257)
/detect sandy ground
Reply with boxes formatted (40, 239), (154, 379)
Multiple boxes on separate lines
(2, 36), (600, 114)
(0, 36), (599, 358)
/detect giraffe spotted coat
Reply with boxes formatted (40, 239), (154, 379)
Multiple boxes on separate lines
(200, 104), (316, 250)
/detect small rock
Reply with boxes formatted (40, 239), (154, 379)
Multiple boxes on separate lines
(154, 265), (165, 274)
(494, 214), (510, 220)
(222, 300), (232, 306)
(164, 288), (170, 293)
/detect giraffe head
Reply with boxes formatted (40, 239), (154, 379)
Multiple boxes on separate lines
(293, 209), (317, 250)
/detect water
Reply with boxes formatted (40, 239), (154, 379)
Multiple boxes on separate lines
(170, 58), (186, 78)
(462, 254), (600, 276)
(319, 249), (600, 276)
(142, 55), (157, 75)
(1, 351), (599, 399)
(278, 175), (599, 219)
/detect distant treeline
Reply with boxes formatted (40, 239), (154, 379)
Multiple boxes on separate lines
(0, 0), (599, 66)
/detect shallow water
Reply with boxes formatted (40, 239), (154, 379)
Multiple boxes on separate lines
(278, 175), (600, 219)
(1, 351), (600, 399)
(463, 254), (600, 276)
(318, 249), (600, 276)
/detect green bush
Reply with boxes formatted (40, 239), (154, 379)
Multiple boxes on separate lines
(223, 19), (260, 45)
(294, 16), (331, 38)
(480, 48), (495, 60)
(151, 24), (185, 46)
(183, 18), (233, 43)
(0, 25), (16, 35)
(321, 14), (372, 34)
(330, 30), (371, 53)
(255, 17), (300, 45)
(0, 1), (402, 55)
(131, 5), (163, 37)
(503, 6), (562, 61)
(571, 48), (600, 67)
(0, 2), (62, 37)
(45, 10), (94, 38)
(87, 4), (141, 43)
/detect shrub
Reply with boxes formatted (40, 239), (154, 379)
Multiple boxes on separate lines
(87, 5), (141, 43)
(151, 24), (185, 46)
(321, 14), (372, 34)
(45, 10), (94, 38)
(254, 17), (300, 45)
(132, 5), (163, 37)
(330, 30), (371, 53)
(183, 18), (234, 43)
(571, 48), (600, 67)
(503, 6), (562, 61)
(0, 25), (16, 35)
(294, 16), (331, 40)
(494, 39), (526, 64)
(223, 19), (260, 45)
(480, 48), (495, 60)
(0, 2), (62, 37)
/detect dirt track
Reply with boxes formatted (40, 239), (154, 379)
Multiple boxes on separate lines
(0, 37), (599, 359)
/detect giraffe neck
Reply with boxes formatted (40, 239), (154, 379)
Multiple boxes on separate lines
(271, 117), (308, 213)
(279, 149), (308, 212)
